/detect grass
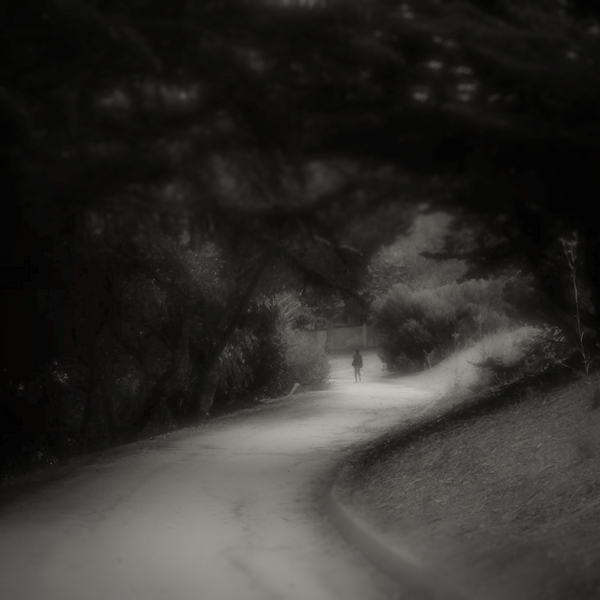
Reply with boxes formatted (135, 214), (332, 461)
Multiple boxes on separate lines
(337, 363), (600, 600)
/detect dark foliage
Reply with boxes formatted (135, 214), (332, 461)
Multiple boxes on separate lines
(3, 0), (600, 472)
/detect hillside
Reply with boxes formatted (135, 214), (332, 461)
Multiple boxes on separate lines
(334, 335), (600, 599)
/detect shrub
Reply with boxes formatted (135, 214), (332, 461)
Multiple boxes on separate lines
(216, 293), (330, 404)
(471, 325), (571, 388)
(373, 271), (535, 372)
(216, 303), (284, 402)
(281, 327), (330, 390)
(272, 292), (330, 392)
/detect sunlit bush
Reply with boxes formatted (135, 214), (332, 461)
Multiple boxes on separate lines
(373, 271), (536, 372)
(281, 327), (330, 391)
(471, 325), (570, 387)
(254, 293), (330, 397)
(213, 293), (329, 405)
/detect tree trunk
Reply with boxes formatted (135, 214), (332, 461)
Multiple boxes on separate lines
(129, 364), (176, 434)
(583, 228), (600, 333)
(199, 360), (221, 416)
(77, 364), (99, 454)
(196, 253), (271, 417)
(168, 309), (192, 423)
(129, 310), (192, 431)
(78, 390), (93, 454)
(99, 382), (119, 441)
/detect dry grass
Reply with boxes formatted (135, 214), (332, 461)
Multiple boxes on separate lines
(341, 375), (600, 600)
(397, 326), (544, 398)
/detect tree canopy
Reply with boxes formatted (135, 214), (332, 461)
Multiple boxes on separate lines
(3, 0), (600, 467)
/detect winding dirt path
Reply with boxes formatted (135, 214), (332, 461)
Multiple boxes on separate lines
(0, 352), (439, 600)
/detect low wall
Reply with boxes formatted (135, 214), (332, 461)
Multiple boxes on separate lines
(305, 324), (379, 351)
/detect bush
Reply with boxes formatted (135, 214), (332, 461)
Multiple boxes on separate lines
(470, 325), (571, 388)
(373, 271), (535, 372)
(216, 303), (284, 402)
(281, 327), (330, 390)
(216, 293), (330, 405)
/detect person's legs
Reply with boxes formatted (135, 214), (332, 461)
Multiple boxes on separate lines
(358, 367), (362, 382)
(353, 366), (359, 382)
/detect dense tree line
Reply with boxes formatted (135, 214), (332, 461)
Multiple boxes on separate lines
(2, 0), (599, 471)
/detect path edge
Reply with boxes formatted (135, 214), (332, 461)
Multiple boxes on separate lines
(323, 385), (516, 600)
(326, 464), (469, 600)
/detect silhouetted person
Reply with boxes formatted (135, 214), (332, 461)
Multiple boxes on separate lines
(352, 349), (363, 382)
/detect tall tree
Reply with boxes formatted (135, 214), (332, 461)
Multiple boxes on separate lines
(4, 0), (600, 458)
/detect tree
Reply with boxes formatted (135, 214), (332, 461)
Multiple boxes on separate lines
(365, 210), (469, 299)
(4, 0), (600, 462)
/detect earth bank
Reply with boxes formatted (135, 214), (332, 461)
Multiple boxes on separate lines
(334, 373), (600, 600)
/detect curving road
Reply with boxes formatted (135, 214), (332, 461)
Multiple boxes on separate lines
(0, 351), (440, 600)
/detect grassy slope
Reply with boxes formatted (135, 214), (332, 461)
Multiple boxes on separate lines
(338, 333), (600, 600)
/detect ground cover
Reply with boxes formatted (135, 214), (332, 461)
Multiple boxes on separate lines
(338, 356), (600, 599)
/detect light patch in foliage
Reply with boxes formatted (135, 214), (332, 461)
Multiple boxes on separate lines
(453, 65), (473, 76)
(413, 88), (430, 102)
(426, 60), (444, 70)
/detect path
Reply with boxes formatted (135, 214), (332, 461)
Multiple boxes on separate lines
(0, 350), (440, 600)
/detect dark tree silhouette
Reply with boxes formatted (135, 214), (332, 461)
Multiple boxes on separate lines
(3, 0), (600, 463)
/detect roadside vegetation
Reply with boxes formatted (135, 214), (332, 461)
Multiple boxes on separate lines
(372, 272), (536, 373)
(1, 282), (333, 477)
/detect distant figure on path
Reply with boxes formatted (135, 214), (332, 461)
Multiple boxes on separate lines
(352, 349), (363, 382)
